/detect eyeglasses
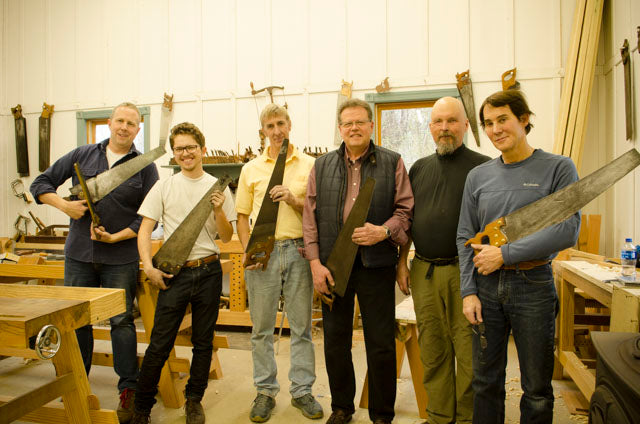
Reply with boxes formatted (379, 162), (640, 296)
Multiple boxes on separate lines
(339, 120), (371, 129)
(173, 145), (200, 154)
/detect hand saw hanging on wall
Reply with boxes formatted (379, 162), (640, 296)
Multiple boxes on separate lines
(12, 105), (29, 177)
(244, 138), (289, 270)
(455, 71), (481, 147)
(39, 103), (54, 172)
(69, 93), (174, 201)
(334, 80), (353, 146)
(153, 175), (232, 275)
(465, 149), (640, 252)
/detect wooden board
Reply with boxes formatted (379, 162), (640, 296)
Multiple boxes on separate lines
(0, 284), (125, 325)
(0, 297), (88, 348)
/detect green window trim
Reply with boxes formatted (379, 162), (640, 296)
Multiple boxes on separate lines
(76, 106), (151, 151)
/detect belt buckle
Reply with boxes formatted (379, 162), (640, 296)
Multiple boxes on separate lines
(195, 258), (203, 267)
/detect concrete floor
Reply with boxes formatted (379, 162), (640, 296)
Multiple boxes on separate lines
(0, 327), (589, 424)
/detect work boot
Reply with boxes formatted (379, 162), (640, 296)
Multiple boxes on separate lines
(291, 393), (324, 419)
(250, 393), (276, 422)
(129, 411), (150, 424)
(117, 388), (136, 423)
(326, 409), (352, 424)
(185, 399), (205, 424)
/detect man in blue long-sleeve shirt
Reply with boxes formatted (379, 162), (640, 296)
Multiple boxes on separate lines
(30, 102), (159, 424)
(456, 90), (580, 424)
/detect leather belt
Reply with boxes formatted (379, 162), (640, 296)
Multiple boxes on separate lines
(183, 253), (219, 268)
(502, 259), (549, 271)
(414, 253), (458, 279)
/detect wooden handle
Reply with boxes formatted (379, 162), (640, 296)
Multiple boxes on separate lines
(244, 237), (275, 270)
(464, 217), (508, 254)
(456, 70), (470, 90)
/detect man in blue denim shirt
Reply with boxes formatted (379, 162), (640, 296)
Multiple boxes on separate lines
(456, 90), (580, 424)
(30, 102), (159, 423)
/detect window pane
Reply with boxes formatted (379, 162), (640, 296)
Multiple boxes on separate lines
(95, 123), (145, 153)
(380, 107), (435, 170)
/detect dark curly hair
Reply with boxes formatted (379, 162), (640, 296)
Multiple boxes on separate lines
(169, 122), (205, 148)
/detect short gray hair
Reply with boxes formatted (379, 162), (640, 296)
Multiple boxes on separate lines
(337, 99), (372, 124)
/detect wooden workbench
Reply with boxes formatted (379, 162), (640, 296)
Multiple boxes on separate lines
(0, 284), (125, 423)
(359, 296), (428, 419)
(554, 260), (640, 402)
(0, 259), (234, 410)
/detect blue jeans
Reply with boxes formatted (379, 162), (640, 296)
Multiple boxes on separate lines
(134, 260), (222, 413)
(472, 264), (558, 424)
(322, 258), (397, 422)
(64, 257), (139, 392)
(245, 238), (315, 398)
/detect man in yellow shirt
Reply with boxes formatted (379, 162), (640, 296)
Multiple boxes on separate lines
(236, 104), (322, 423)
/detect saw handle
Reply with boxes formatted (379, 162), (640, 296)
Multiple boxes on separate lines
(244, 237), (275, 270)
(464, 217), (508, 255)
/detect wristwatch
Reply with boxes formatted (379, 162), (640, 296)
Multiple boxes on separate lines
(382, 225), (391, 239)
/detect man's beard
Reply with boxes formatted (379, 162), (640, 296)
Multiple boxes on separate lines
(435, 134), (458, 155)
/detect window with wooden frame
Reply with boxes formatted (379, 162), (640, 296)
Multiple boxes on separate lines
(365, 89), (464, 171)
(76, 107), (150, 152)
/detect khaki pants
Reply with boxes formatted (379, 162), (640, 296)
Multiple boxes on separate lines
(411, 258), (474, 424)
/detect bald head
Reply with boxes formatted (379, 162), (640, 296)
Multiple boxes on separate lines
(429, 96), (469, 155)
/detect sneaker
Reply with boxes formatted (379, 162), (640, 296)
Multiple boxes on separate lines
(117, 388), (136, 423)
(129, 411), (150, 424)
(250, 393), (276, 422)
(326, 409), (352, 424)
(291, 393), (324, 419)
(185, 399), (205, 424)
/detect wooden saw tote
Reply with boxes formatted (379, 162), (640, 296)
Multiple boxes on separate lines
(334, 80), (353, 146)
(39, 103), (54, 172)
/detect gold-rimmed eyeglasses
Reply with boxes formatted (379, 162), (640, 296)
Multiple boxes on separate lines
(339, 120), (371, 129)
(173, 145), (200, 154)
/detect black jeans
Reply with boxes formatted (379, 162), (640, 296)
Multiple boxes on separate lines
(135, 260), (222, 413)
(321, 259), (397, 422)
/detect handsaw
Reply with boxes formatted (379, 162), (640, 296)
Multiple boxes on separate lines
(322, 177), (376, 309)
(244, 138), (289, 270)
(334, 80), (353, 146)
(73, 162), (101, 238)
(621, 39), (632, 140)
(465, 149), (640, 251)
(69, 93), (174, 201)
(153, 174), (232, 275)
(39, 103), (54, 172)
(455, 70), (481, 147)
(501, 68), (520, 91)
(11, 105), (29, 177)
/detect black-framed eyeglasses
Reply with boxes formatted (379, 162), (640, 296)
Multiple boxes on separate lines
(339, 120), (371, 129)
(173, 145), (200, 154)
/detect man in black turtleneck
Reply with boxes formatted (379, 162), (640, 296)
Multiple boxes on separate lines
(397, 96), (489, 424)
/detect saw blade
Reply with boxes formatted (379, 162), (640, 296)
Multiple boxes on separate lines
(456, 70), (481, 147)
(326, 177), (376, 298)
(153, 174), (232, 275)
(466, 149), (640, 248)
(244, 138), (289, 269)
(69, 96), (173, 201)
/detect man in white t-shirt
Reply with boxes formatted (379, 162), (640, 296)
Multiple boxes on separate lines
(131, 122), (236, 424)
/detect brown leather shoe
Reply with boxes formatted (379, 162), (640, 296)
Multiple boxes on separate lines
(185, 399), (205, 424)
(326, 409), (352, 424)
(372, 419), (391, 424)
(117, 388), (136, 423)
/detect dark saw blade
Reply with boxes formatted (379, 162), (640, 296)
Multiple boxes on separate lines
(466, 149), (640, 249)
(326, 177), (376, 298)
(456, 70), (481, 147)
(244, 138), (289, 269)
(153, 174), (232, 275)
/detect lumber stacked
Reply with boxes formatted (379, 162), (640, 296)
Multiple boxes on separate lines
(553, 0), (604, 169)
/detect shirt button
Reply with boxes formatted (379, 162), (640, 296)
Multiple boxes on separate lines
(353, 183), (356, 186)
(352, 198), (356, 201)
